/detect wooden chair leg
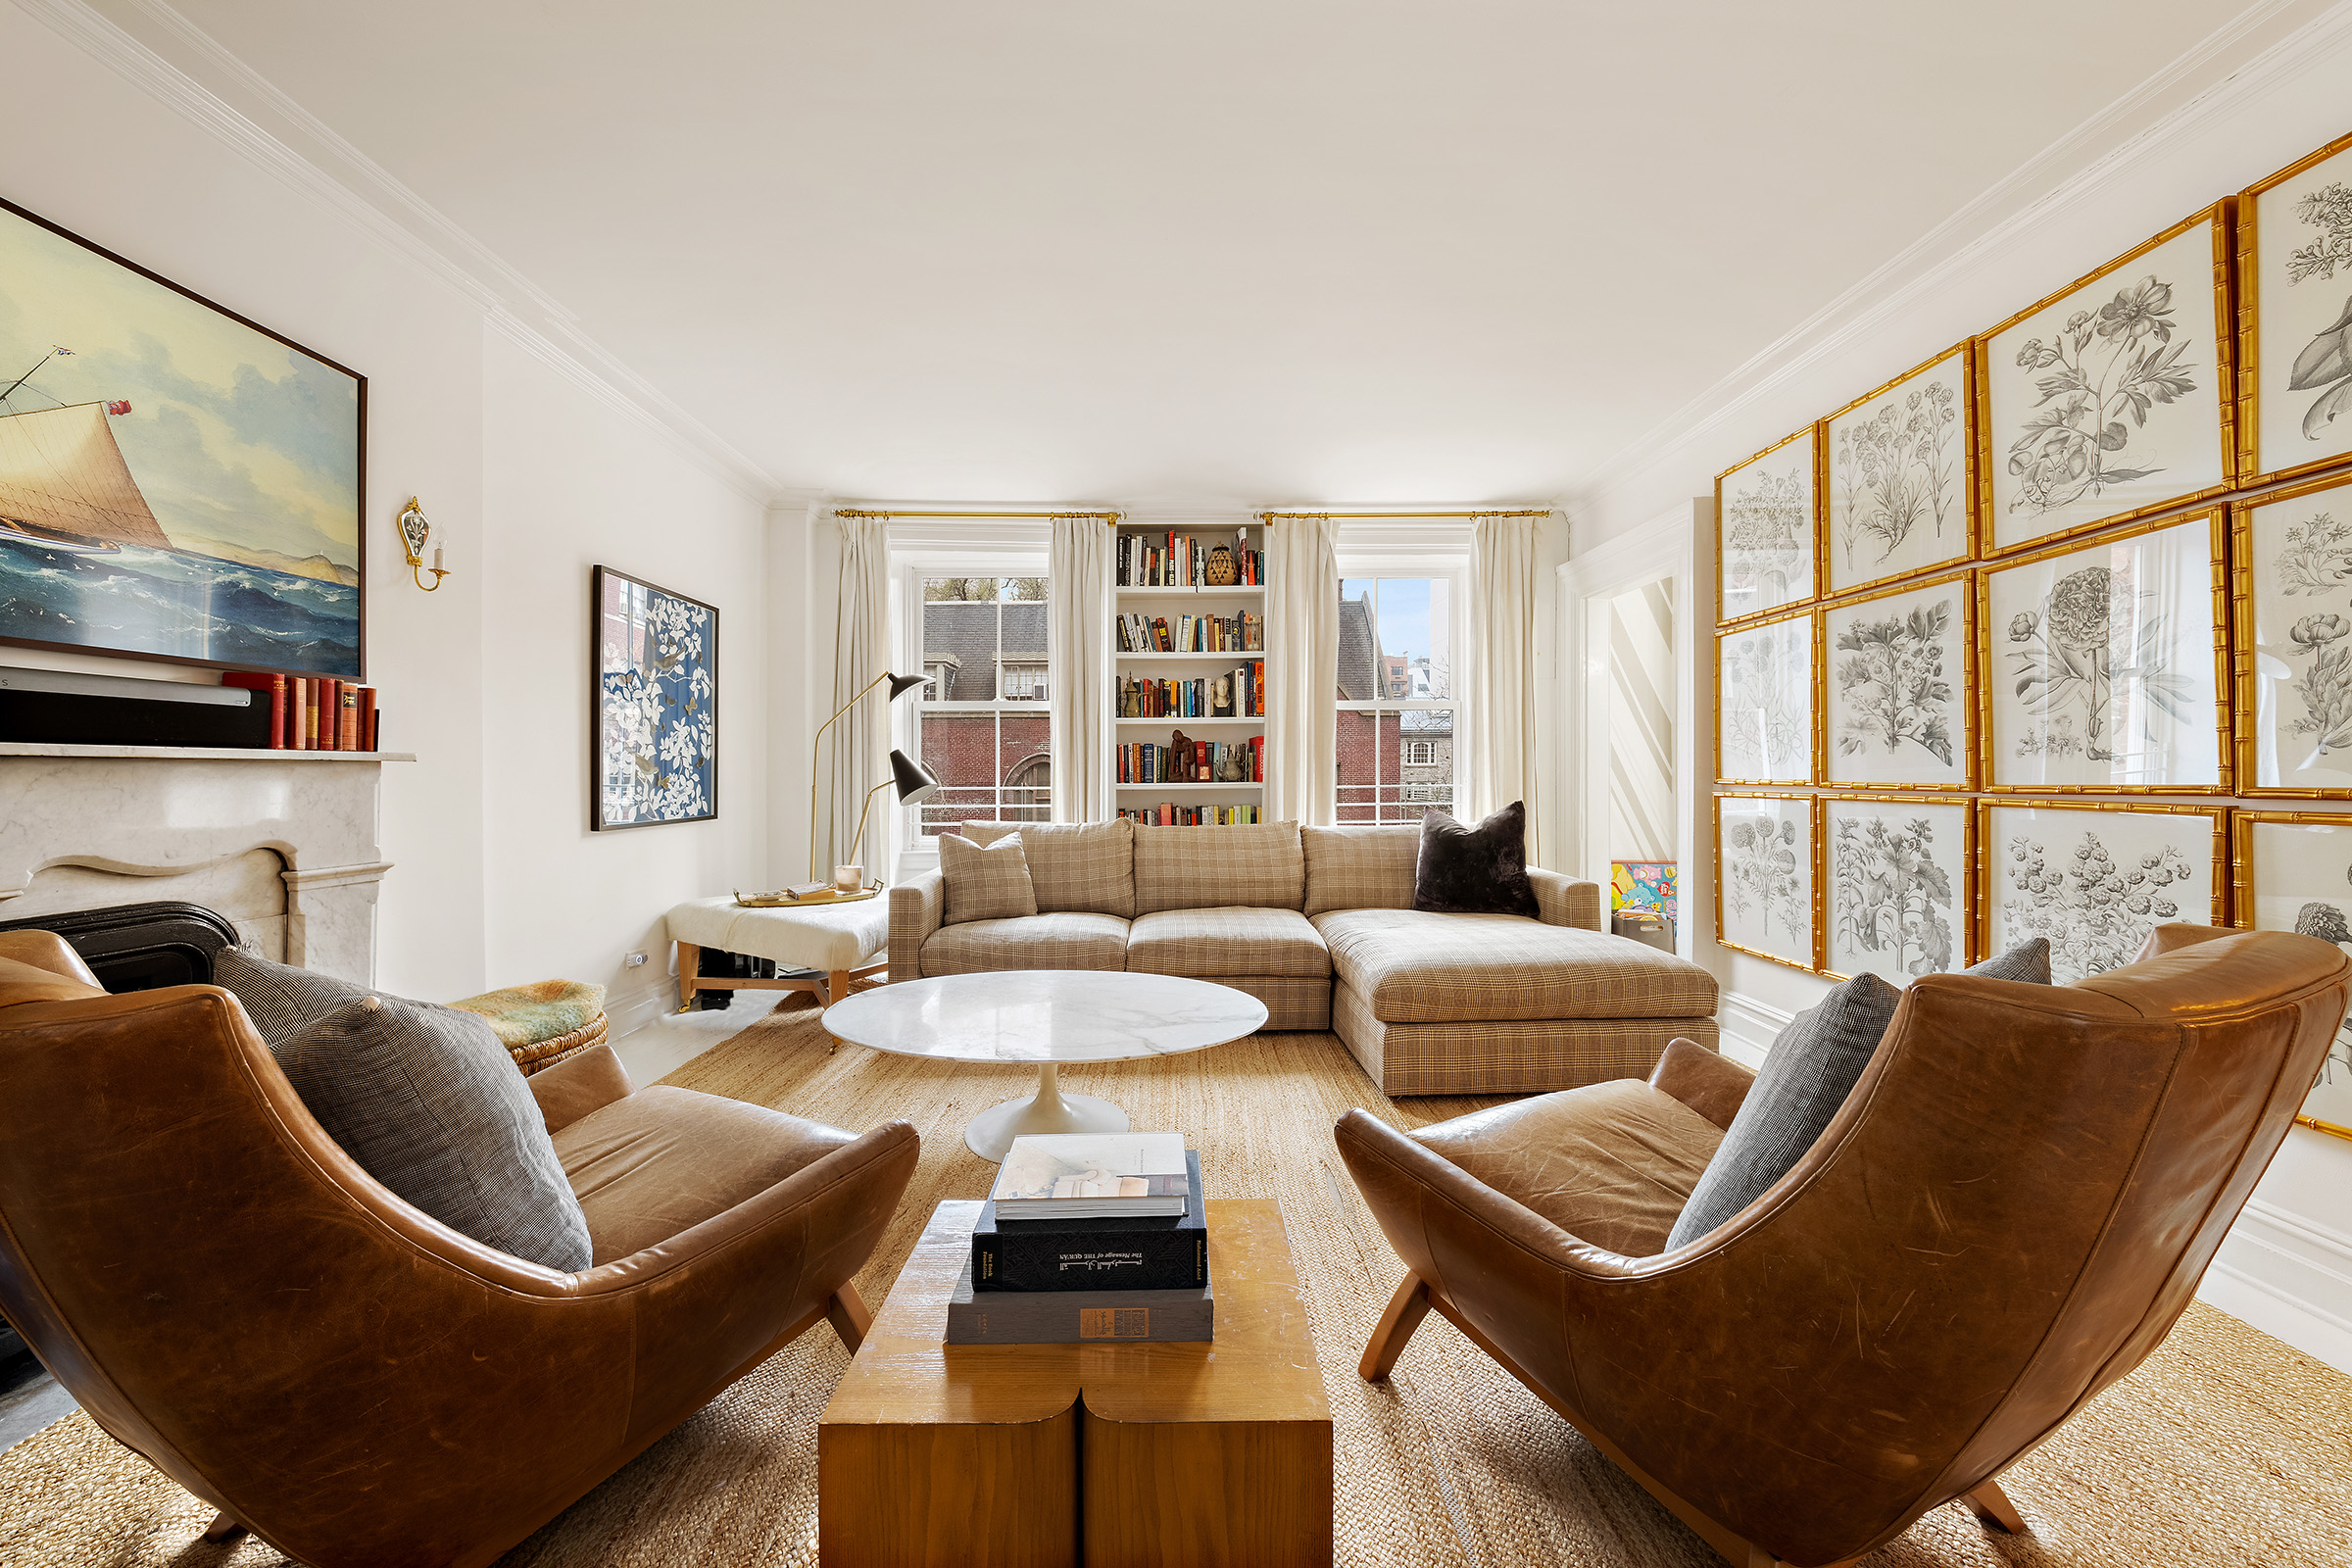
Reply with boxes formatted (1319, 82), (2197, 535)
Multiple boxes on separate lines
(675, 941), (700, 1011)
(1965, 1478), (2026, 1534)
(1360, 1273), (1433, 1381)
(201, 1510), (247, 1544)
(827, 1282), (873, 1355)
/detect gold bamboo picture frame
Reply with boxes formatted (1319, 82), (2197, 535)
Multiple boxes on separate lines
(1819, 793), (1976, 984)
(1976, 507), (2230, 795)
(1821, 567), (1975, 792)
(2230, 808), (2352, 1141)
(2236, 127), (2352, 490)
(1821, 343), (1976, 598)
(1716, 424), (1822, 627)
(1715, 607), (1818, 786)
(2230, 469), (2352, 795)
(1976, 203), (2235, 559)
(1975, 799), (2227, 985)
(1714, 791), (1823, 974)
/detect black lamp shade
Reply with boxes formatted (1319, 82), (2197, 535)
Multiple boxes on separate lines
(889, 748), (940, 805)
(886, 672), (928, 701)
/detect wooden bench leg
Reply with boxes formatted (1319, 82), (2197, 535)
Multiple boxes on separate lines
(1966, 1478), (2026, 1534)
(827, 1282), (873, 1355)
(1360, 1273), (1433, 1381)
(675, 940), (700, 1011)
(202, 1510), (247, 1544)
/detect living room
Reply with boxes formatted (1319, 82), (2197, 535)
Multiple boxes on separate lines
(3, 4), (2351, 1565)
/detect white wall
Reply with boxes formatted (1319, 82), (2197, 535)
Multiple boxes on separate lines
(0, 6), (772, 1004)
(1554, 11), (2352, 1369)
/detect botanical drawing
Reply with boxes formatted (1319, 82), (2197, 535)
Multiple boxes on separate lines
(1831, 812), (1952, 978)
(2268, 510), (2352, 760)
(2007, 274), (2199, 517)
(1832, 376), (1959, 572)
(599, 583), (714, 825)
(2282, 865), (2352, 1124)
(2285, 180), (2352, 442)
(2001, 825), (2192, 981)
(1723, 462), (1810, 612)
(1834, 599), (1953, 766)
(1724, 810), (1807, 952)
(1720, 620), (1807, 778)
(2003, 562), (2195, 761)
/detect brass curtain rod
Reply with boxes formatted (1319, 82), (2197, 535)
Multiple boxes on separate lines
(1254, 508), (1553, 520)
(833, 508), (1123, 520)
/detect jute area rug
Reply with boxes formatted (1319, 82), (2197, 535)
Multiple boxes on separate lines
(4, 1002), (2350, 1567)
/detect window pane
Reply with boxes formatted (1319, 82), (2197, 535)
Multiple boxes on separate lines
(918, 711), (1003, 831)
(921, 580), (998, 701)
(1396, 709), (1454, 821)
(1377, 577), (1448, 700)
(1000, 711), (1053, 822)
(1337, 709), (1384, 823)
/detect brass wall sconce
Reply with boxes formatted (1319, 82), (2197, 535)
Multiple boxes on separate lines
(397, 497), (452, 591)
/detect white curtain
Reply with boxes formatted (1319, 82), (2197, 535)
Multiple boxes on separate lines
(1265, 514), (1340, 825)
(1467, 511), (1542, 863)
(822, 511), (891, 877)
(1049, 515), (1113, 820)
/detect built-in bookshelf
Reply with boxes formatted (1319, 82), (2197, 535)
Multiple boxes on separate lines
(1110, 521), (1269, 826)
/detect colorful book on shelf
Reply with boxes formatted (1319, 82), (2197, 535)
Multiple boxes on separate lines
(218, 672), (286, 748)
(989, 1132), (1190, 1219)
(974, 1150), (1205, 1292)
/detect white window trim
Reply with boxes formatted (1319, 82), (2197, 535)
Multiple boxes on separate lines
(1334, 548), (1470, 822)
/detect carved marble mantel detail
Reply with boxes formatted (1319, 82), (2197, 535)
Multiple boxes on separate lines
(0, 744), (415, 984)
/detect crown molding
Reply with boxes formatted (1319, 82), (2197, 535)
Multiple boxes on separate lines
(16, 0), (781, 504)
(1564, 0), (2352, 537)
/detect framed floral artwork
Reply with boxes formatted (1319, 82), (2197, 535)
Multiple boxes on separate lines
(1716, 426), (1819, 625)
(1716, 610), (1815, 785)
(1822, 571), (1972, 790)
(2232, 810), (2352, 1141)
(2238, 129), (2352, 488)
(1978, 205), (2233, 556)
(592, 565), (718, 830)
(1823, 344), (1974, 596)
(1979, 509), (2228, 793)
(1715, 792), (1819, 972)
(1821, 795), (1972, 985)
(1978, 801), (2225, 986)
(2234, 471), (2352, 793)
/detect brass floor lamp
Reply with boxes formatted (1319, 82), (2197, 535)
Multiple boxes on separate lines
(810, 672), (934, 881)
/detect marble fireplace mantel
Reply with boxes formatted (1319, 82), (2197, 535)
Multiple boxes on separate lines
(0, 743), (416, 984)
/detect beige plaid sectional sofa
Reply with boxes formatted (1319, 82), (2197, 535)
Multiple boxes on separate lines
(889, 819), (1719, 1095)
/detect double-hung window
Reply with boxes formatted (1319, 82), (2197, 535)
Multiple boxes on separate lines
(907, 574), (1053, 835)
(1337, 566), (1464, 822)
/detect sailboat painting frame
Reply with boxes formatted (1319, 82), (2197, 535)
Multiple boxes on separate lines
(0, 196), (365, 680)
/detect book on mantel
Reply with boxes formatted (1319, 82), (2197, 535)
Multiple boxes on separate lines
(974, 1150), (1205, 1293)
(945, 1254), (1213, 1345)
(988, 1132), (1191, 1219)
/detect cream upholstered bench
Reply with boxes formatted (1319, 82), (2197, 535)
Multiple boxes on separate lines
(665, 895), (891, 1012)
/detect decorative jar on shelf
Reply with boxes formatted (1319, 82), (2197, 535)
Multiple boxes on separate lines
(1204, 545), (1238, 586)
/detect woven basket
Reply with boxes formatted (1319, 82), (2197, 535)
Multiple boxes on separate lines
(512, 1014), (609, 1075)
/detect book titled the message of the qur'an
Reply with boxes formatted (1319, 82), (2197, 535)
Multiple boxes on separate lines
(944, 1255), (1213, 1345)
(988, 1132), (1190, 1220)
(974, 1150), (1205, 1293)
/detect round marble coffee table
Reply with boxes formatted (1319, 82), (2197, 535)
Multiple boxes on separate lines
(820, 970), (1268, 1160)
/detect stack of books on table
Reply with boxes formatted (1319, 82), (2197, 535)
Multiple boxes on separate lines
(946, 1132), (1212, 1345)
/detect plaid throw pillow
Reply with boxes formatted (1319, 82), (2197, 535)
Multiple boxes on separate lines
(939, 830), (1040, 925)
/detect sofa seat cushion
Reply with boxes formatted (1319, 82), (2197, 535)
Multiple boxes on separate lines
(1127, 906), (1332, 980)
(555, 1084), (853, 1263)
(922, 911), (1131, 975)
(1313, 908), (1718, 1023)
(1409, 1079), (1725, 1256)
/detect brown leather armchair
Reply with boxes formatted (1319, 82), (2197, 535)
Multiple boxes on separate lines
(0, 929), (918, 1568)
(1336, 925), (2347, 1568)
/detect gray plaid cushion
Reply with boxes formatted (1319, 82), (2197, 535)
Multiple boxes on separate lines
(939, 830), (1041, 925)
(1665, 973), (1899, 1251)
(278, 996), (593, 1271)
(1968, 938), (2052, 983)
(214, 945), (372, 1055)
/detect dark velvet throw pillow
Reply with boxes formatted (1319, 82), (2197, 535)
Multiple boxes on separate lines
(1411, 802), (1540, 918)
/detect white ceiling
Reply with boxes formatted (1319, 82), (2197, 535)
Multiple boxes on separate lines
(141, 1), (2259, 504)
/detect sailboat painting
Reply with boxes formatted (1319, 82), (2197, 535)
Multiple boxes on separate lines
(0, 198), (363, 678)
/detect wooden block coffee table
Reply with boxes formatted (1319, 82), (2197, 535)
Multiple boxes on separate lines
(818, 1198), (1333, 1567)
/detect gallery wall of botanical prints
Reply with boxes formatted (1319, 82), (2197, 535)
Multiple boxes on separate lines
(1712, 125), (2352, 1141)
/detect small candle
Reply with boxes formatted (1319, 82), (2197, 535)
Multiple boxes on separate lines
(432, 545), (445, 571)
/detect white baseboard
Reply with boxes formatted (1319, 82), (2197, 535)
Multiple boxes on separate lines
(607, 975), (680, 1040)
(1716, 991), (1788, 1069)
(2198, 1198), (2352, 1374)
